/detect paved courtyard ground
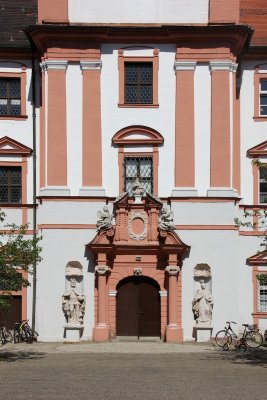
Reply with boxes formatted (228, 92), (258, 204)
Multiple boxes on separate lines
(0, 342), (266, 400)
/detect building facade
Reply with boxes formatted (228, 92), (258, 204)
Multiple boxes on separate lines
(0, 0), (267, 342)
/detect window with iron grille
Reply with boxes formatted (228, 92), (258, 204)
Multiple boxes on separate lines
(0, 78), (21, 116)
(125, 62), (153, 104)
(0, 167), (22, 203)
(124, 156), (153, 195)
(259, 166), (267, 204)
(260, 79), (267, 116)
(258, 281), (267, 312)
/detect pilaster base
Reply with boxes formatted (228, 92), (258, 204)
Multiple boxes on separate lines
(193, 326), (213, 342)
(171, 187), (198, 197)
(63, 324), (83, 341)
(207, 188), (239, 197)
(79, 187), (106, 196)
(93, 324), (111, 342)
(165, 325), (183, 343)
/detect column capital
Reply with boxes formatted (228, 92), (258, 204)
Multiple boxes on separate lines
(95, 266), (110, 275)
(174, 61), (196, 71)
(209, 60), (237, 72)
(165, 265), (180, 276)
(80, 61), (102, 71)
(40, 60), (68, 72)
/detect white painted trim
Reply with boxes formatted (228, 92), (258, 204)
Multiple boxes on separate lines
(159, 291), (167, 297)
(41, 61), (68, 71)
(39, 187), (71, 196)
(171, 188), (198, 197)
(174, 61), (197, 71)
(109, 290), (117, 297)
(80, 61), (102, 71)
(207, 188), (239, 197)
(209, 61), (233, 72)
(79, 187), (106, 196)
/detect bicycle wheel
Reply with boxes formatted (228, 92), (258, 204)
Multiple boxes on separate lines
(32, 330), (38, 342)
(245, 331), (263, 349)
(215, 330), (232, 348)
(3, 329), (13, 343)
(1, 332), (5, 345)
(14, 330), (20, 343)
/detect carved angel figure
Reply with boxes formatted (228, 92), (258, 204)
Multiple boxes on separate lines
(131, 177), (144, 196)
(158, 207), (176, 231)
(96, 206), (113, 232)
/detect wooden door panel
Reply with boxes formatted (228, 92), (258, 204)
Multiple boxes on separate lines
(139, 280), (160, 337)
(0, 296), (22, 330)
(116, 279), (138, 336)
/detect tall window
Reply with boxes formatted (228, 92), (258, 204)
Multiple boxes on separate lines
(0, 167), (22, 203)
(125, 63), (153, 104)
(0, 78), (21, 116)
(259, 166), (267, 203)
(258, 280), (267, 312)
(260, 79), (267, 116)
(124, 156), (153, 194)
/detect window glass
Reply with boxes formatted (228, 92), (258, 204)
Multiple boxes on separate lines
(0, 166), (21, 203)
(259, 166), (267, 203)
(259, 284), (267, 312)
(125, 63), (153, 104)
(124, 156), (153, 194)
(0, 78), (21, 116)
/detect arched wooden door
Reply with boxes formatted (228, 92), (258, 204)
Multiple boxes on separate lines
(116, 276), (161, 338)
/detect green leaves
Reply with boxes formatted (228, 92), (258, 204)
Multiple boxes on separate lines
(0, 212), (42, 310)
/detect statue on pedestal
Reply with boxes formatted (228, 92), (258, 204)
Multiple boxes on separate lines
(192, 279), (214, 325)
(62, 278), (86, 324)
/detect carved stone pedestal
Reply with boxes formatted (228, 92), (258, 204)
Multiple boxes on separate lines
(193, 326), (213, 342)
(64, 324), (84, 342)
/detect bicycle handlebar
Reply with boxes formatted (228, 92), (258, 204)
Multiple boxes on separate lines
(226, 321), (237, 324)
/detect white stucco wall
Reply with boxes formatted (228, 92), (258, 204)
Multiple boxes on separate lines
(68, 0), (209, 24)
(36, 229), (96, 341)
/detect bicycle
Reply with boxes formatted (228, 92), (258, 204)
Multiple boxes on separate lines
(215, 321), (263, 350)
(0, 321), (13, 344)
(14, 320), (38, 344)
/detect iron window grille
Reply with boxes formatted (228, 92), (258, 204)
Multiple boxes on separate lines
(259, 166), (267, 203)
(0, 78), (21, 116)
(260, 79), (267, 116)
(0, 167), (22, 203)
(258, 281), (267, 312)
(125, 62), (153, 104)
(124, 156), (153, 195)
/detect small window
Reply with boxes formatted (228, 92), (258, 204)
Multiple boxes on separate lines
(125, 63), (153, 104)
(259, 166), (267, 204)
(124, 156), (153, 194)
(0, 166), (22, 203)
(260, 80), (267, 116)
(0, 78), (21, 116)
(258, 282), (267, 312)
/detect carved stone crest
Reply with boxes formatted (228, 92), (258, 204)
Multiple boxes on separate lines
(128, 210), (148, 241)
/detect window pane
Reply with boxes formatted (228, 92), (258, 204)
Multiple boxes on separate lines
(260, 167), (267, 180)
(0, 186), (8, 202)
(260, 105), (267, 115)
(140, 159), (152, 178)
(10, 104), (21, 116)
(11, 168), (22, 185)
(11, 186), (21, 203)
(125, 85), (138, 103)
(0, 79), (7, 97)
(0, 167), (8, 184)
(140, 64), (152, 84)
(260, 80), (267, 91)
(140, 85), (152, 103)
(9, 79), (20, 98)
(125, 159), (138, 178)
(125, 64), (138, 84)
(260, 95), (267, 105)
(260, 286), (267, 312)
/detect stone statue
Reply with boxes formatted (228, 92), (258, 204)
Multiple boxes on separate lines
(131, 177), (144, 196)
(192, 280), (214, 325)
(96, 206), (113, 232)
(62, 278), (86, 324)
(158, 207), (176, 231)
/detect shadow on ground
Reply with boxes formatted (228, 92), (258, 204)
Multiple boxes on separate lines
(204, 348), (267, 368)
(0, 350), (46, 362)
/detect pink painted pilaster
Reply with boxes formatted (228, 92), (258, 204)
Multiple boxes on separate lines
(80, 61), (104, 195)
(210, 61), (231, 188)
(94, 266), (111, 342)
(165, 265), (182, 343)
(174, 61), (196, 189)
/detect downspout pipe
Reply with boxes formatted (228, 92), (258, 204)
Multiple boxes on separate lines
(25, 32), (37, 332)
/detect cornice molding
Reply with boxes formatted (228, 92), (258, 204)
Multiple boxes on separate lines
(174, 61), (196, 71)
(80, 61), (102, 71)
(40, 60), (68, 71)
(209, 60), (237, 72)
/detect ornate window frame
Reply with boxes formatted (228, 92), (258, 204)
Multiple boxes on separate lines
(112, 125), (164, 195)
(118, 48), (159, 108)
(247, 251), (267, 324)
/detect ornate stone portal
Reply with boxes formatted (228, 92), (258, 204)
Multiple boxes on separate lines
(88, 192), (190, 343)
(62, 261), (86, 341)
